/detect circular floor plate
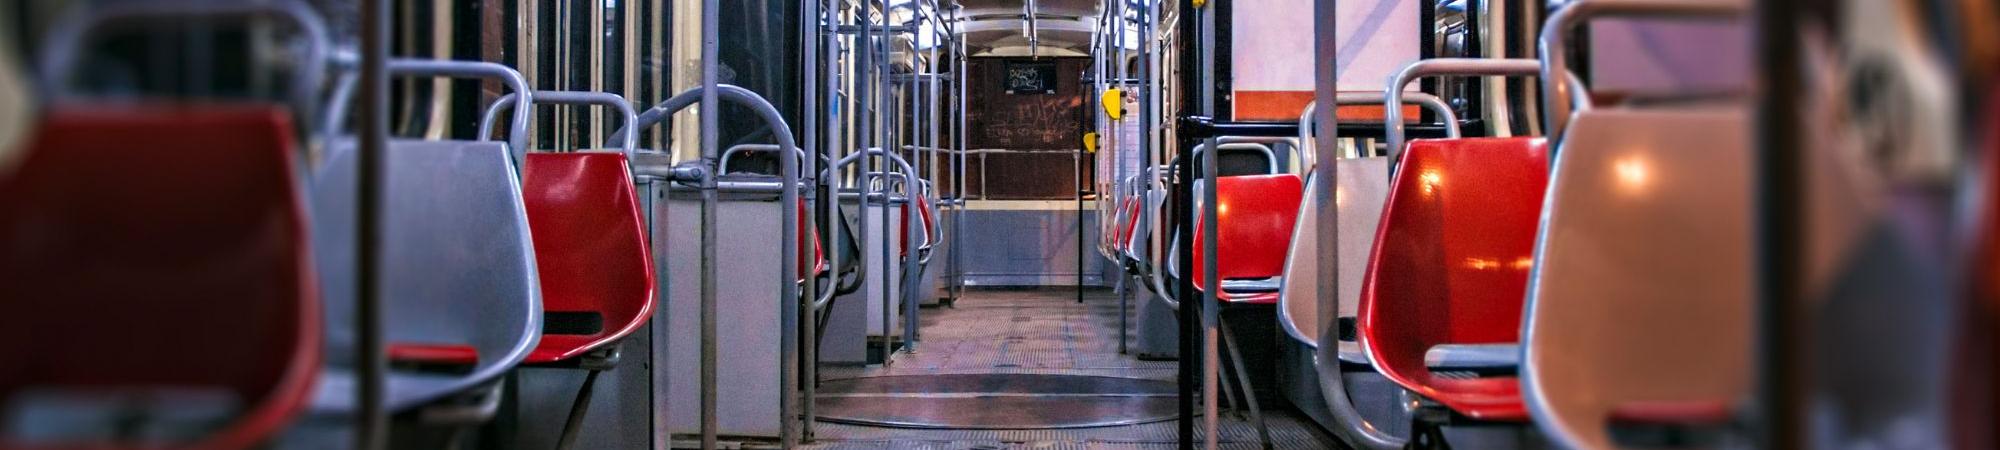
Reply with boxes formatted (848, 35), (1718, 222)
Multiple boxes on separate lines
(814, 374), (1180, 429)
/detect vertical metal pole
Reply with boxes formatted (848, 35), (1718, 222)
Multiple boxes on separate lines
(1755, 0), (1802, 446)
(877, 10), (895, 364)
(1196, 3), (1220, 449)
(1072, 100), (1088, 300)
(855, 1), (882, 365)
(698, 0), (721, 447)
(1308, 0), (1402, 447)
(778, 96), (803, 450)
(954, 8), (968, 298)
(801, 0), (826, 440)
(903, 24), (923, 353)
(925, 10), (942, 313)
(1174, 0), (1200, 444)
(1112, 0), (1129, 351)
(1076, 124), (1085, 303)
(356, 0), (388, 448)
(1311, 0), (1339, 357)
(787, 0), (816, 447)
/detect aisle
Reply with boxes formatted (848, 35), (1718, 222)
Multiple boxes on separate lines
(804, 288), (1340, 449)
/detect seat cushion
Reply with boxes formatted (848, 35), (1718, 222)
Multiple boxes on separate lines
(1425, 343), (1519, 371)
(1222, 277), (1282, 293)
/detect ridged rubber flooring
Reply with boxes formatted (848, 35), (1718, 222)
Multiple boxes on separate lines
(798, 288), (1341, 449)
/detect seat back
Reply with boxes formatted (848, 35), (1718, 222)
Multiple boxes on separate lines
(1358, 137), (1547, 385)
(800, 199), (827, 277)
(1126, 183), (1167, 264)
(1190, 174), (1303, 287)
(1179, 145), (1281, 177)
(1521, 108), (1751, 449)
(899, 195), (936, 251)
(311, 139), (541, 411)
(1277, 156), (1390, 355)
(0, 106), (318, 449)
(521, 152), (655, 363)
(1117, 196), (1142, 255)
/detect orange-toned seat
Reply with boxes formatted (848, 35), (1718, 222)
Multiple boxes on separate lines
(0, 106), (319, 449)
(520, 152), (655, 365)
(898, 194), (936, 258)
(1522, 108), (1751, 449)
(1357, 137), (1548, 421)
(1117, 195), (1143, 257)
(800, 198), (827, 279)
(1190, 174), (1304, 305)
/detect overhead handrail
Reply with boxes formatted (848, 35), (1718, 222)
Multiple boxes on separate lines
(479, 90), (640, 158)
(36, 0), (330, 115)
(1539, 0), (1744, 139)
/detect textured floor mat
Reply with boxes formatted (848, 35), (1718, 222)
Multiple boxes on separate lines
(816, 374), (1178, 429)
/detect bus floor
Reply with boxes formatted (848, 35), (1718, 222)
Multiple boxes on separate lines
(806, 287), (1342, 449)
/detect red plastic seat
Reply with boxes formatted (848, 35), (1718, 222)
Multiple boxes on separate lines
(800, 199), (827, 278)
(521, 153), (656, 364)
(0, 106), (319, 449)
(1117, 196), (1143, 255)
(1357, 137), (1548, 421)
(899, 196), (936, 258)
(1190, 174), (1304, 305)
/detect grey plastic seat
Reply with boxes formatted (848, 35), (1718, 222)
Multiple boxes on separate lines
(308, 139), (542, 415)
(1276, 156), (1390, 363)
(1521, 107), (1752, 449)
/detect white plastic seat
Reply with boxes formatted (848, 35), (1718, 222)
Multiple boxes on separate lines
(1276, 156), (1390, 363)
(1521, 107), (1752, 449)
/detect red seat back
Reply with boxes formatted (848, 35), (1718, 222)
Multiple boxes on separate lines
(0, 106), (319, 449)
(898, 197), (935, 257)
(1191, 174), (1304, 286)
(800, 199), (826, 277)
(521, 153), (655, 364)
(1359, 137), (1547, 389)
(1117, 196), (1142, 253)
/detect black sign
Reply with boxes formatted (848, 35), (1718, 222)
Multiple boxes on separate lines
(1003, 61), (1057, 95)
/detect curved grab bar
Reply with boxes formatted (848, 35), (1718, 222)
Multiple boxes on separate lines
(326, 59), (533, 164)
(828, 147), (920, 183)
(861, 172), (939, 253)
(915, 180), (943, 261)
(1384, 58), (1538, 161)
(1539, 0), (1743, 138)
(624, 86), (812, 332)
(479, 90), (640, 160)
(624, 87), (804, 439)
(1299, 93), (1462, 167)
(1384, 58), (1594, 162)
(37, 0), (330, 114)
(612, 83), (798, 161)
